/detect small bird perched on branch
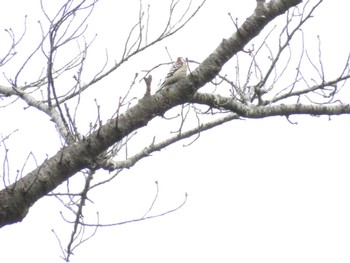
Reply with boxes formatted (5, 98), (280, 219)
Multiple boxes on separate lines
(157, 57), (187, 92)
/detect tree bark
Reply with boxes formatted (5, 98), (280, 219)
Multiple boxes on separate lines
(0, 0), (302, 227)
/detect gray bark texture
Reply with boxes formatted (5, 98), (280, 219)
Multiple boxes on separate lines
(0, 0), (308, 227)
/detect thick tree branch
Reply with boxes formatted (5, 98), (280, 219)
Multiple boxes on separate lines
(184, 0), (303, 94)
(190, 92), (350, 117)
(0, 0), (303, 227)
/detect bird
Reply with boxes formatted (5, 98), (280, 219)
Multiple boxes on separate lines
(157, 57), (187, 92)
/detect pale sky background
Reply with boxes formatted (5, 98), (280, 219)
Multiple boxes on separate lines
(1, 0), (350, 262)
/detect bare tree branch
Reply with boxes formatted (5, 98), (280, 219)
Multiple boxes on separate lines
(0, 0), (306, 229)
(3, 1), (350, 261)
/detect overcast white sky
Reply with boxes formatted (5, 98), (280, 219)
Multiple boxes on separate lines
(1, 0), (350, 262)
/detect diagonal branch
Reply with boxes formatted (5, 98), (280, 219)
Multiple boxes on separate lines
(0, 85), (73, 142)
(0, 0), (303, 228)
(104, 113), (240, 171)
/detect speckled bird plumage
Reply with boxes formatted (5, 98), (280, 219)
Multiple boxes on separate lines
(158, 57), (187, 92)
